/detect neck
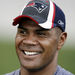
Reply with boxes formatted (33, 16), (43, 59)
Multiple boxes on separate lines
(20, 51), (58, 75)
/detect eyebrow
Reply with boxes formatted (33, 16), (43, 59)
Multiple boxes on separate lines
(18, 25), (27, 31)
(36, 28), (50, 32)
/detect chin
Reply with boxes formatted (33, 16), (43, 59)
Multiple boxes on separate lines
(21, 59), (52, 72)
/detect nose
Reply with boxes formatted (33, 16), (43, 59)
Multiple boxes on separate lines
(22, 34), (38, 45)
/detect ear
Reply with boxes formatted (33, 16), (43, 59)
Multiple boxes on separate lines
(57, 32), (67, 50)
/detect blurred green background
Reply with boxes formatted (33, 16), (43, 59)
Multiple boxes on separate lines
(0, 0), (75, 74)
(0, 40), (75, 75)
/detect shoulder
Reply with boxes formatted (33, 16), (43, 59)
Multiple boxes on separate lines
(55, 65), (74, 75)
(4, 69), (20, 75)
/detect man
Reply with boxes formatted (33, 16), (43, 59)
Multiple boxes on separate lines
(5, 0), (74, 75)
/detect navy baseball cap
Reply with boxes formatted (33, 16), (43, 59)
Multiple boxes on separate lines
(13, 0), (66, 32)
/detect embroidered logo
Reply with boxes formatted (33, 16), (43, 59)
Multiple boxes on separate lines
(26, 2), (48, 13)
(58, 20), (64, 26)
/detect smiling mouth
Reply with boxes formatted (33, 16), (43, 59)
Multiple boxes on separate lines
(22, 50), (42, 56)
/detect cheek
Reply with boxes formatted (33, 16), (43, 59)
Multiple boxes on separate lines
(42, 38), (57, 48)
(39, 38), (58, 55)
(15, 35), (23, 46)
(37, 38), (58, 65)
(15, 35), (24, 53)
(15, 35), (24, 58)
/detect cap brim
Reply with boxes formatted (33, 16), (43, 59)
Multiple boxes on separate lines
(13, 15), (39, 26)
(12, 15), (56, 30)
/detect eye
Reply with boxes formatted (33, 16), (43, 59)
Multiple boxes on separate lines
(37, 32), (47, 37)
(18, 29), (27, 35)
(38, 32), (45, 36)
(20, 30), (26, 34)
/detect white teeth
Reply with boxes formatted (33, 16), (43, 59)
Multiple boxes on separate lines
(24, 51), (39, 55)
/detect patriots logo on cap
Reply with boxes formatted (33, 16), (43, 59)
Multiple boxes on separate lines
(26, 2), (48, 13)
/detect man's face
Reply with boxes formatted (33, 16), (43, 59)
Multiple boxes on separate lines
(15, 19), (59, 71)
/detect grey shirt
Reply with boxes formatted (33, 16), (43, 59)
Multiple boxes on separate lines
(4, 65), (74, 75)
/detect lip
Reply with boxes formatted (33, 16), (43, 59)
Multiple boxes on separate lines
(22, 49), (43, 55)
(19, 47), (43, 59)
(20, 50), (43, 59)
(19, 45), (43, 53)
(23, 50), (42, 55)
